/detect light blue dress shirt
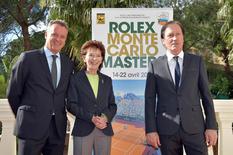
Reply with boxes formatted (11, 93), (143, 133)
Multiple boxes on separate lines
(44, 47), (61, 87)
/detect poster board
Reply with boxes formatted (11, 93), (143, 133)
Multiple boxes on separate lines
(92, 8), (173, 154)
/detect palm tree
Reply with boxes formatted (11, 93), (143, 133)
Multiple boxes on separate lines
(217, 0), (233, 73)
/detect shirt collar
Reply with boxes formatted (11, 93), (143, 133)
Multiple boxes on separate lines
(44, 47), (60, 58)
(166, 50), (184, 61)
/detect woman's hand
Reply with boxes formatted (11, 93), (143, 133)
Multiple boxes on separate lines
(92, 116), (107, 129)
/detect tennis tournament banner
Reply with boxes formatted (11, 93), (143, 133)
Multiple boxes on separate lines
(92, 8), (173, 155)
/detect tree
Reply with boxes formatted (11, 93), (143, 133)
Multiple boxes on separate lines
(161, 0), (233, 73)
(0, 0), (49, 98)
(0, 31), (45, 98)
(0, 0), (48, 51)
(162, 0), (233, 98)
(217, 0), (233, 73)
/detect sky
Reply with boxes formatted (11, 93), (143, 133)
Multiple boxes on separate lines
(0, 21), (46, 56)
(112, 80), (146, 96)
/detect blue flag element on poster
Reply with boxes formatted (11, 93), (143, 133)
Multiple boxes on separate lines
(92, 8), (173, 155)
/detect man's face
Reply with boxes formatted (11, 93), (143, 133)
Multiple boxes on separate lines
(162, 24), (184, 55)
(45, 24), (68, 54)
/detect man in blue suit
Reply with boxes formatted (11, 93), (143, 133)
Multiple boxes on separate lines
(145, 21), (218, 155)
(7, 20), (73, 155)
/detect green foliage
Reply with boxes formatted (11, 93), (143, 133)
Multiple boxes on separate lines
(0, 31), (45, 94)
(166, 0), (233, 76)
(0, 75), (7, 98)
(210, 73), (230, 98)
(30, 31), (45, 49)
(217, 0), (233, 64)
(170, 0), (220, 52)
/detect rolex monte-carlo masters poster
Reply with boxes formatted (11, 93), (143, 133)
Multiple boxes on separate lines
(92, 8), (173, 155)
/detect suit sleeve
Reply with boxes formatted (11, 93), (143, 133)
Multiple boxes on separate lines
(67, 74), (94, 122)
(101, 78), (117, 123)
(6, 53), (28, 116)
(145, 61), (157, 133)
(198, 57), (218, 130)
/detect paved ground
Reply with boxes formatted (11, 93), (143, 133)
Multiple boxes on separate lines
(111, 121), (160, 155)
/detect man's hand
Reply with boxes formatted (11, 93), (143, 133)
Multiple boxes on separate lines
(146, 132), (161, 149)
(205, 129), (218, 147)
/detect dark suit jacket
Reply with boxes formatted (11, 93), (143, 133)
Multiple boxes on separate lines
(145, 53), (217, 135)
(67, 70), (117, 137)
(7, 49), (73, 140)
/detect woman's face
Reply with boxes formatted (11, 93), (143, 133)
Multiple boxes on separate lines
(84, 47), (103, 74)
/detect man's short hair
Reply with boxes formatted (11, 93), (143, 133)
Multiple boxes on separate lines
(47, 20), (68, 30)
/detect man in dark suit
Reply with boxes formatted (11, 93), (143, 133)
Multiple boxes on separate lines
(7, 20), (73, 155)
(145, 21), (218, 155)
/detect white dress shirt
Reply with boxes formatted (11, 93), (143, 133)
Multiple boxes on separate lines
(44, 47), (61, 87)
(166, 50), (184, 86)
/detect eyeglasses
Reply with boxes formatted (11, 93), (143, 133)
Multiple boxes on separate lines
(88, 54), (102, 59)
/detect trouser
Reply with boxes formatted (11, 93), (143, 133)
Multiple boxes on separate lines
(18, 117), (65, 155)
(159, 126), (208, 155)
(73, 127), (112, 155)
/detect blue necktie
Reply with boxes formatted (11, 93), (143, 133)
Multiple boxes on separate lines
(51, 55), (57, 89)
(174, 56), (180, 91)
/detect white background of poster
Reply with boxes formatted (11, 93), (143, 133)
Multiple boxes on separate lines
(92, 8), (173, 80)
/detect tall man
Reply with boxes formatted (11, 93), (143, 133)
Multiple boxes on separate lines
(145, 21), (218, 155)
(7, 20), (73, 155)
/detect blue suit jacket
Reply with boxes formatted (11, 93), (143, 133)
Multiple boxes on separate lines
(67, 70), (117, 136)
(7, 49), (73, 140)
(145, 53), (217, 135)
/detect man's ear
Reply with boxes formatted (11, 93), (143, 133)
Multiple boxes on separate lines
(45, 31), (47, 39)
(161, 38), (165, 45)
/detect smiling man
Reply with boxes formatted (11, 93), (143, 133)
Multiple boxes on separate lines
(145, 21), (218, 155)
(7, 20), (73, 155)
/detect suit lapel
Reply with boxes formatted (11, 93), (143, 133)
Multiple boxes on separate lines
(81, 71), (97, 101)
(179, 53), (190, 91)
(56, 54), (65, 90)
(96, 73), (105, 103)
(39, 49), (54, 90)
(162, 55), (176, 89)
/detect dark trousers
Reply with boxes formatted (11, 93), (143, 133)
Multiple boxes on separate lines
(159, 126), (208, 155)
(18, 117), (65, 155)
